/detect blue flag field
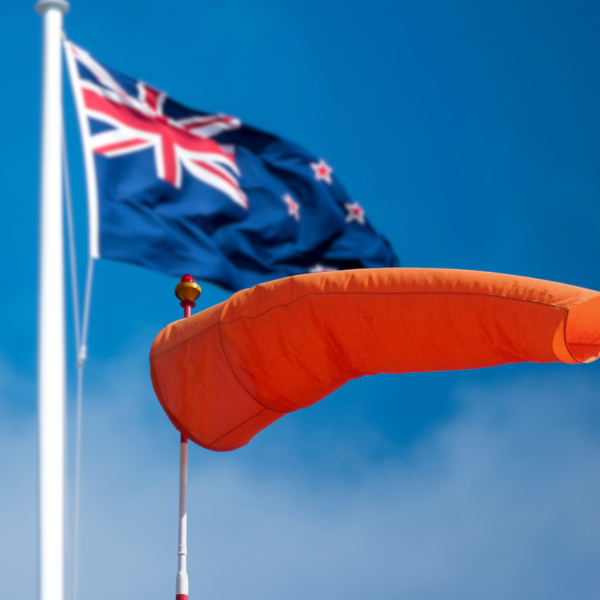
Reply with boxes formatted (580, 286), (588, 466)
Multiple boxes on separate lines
(65, 41), (398, 291)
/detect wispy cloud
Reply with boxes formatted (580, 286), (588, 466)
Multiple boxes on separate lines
(2, 355), (600, 599)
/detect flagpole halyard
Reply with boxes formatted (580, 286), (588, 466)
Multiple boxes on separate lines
(36, 1), (70, 600)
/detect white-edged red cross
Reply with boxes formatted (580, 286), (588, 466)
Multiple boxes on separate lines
(68, 42), (247, 209)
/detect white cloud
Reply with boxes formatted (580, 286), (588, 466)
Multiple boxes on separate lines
(1, 355), (600, 599)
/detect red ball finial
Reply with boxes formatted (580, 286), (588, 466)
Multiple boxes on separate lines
(175, 274), (202, 316)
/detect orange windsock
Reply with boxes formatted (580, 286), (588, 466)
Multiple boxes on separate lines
(150, 268), (600, 452)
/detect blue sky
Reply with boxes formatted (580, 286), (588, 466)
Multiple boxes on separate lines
(1, 0), (600, 598)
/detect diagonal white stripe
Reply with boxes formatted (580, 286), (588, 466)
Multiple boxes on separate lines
(183, 149), (241, 177)
(178, 148), (247, 208)
(68, 43), (152, 116)
(89, 127), (147, 150)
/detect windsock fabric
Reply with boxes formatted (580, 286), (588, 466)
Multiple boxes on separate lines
(150, 268), (600, 451)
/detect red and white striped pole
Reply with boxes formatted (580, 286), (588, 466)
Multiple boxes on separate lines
(174, 274), (201, 600)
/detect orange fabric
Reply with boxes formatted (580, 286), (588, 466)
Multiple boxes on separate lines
(150, 268), (600, 452)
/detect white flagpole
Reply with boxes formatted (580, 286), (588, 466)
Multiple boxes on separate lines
(36, 2), (70, 600)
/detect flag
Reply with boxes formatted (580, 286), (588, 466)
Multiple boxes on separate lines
(65, 41), (399, 291)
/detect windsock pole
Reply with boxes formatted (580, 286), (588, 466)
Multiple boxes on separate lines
(174, 275), (202, 600)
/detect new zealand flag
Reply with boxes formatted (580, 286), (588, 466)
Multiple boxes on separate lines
(65, 41), (399, 291)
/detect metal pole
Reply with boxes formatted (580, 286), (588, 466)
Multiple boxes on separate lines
(177, 433), (189, 600)
(174, 275), (201, 600)
(35, 1), (69, 600)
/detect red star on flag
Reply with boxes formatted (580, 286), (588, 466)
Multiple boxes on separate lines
(282, 193), (300, 221)
(310, 159), (333, 184)
(344, 202), (365, 225)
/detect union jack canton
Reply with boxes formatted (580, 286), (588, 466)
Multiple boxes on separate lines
(65, 40), (398, 291)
